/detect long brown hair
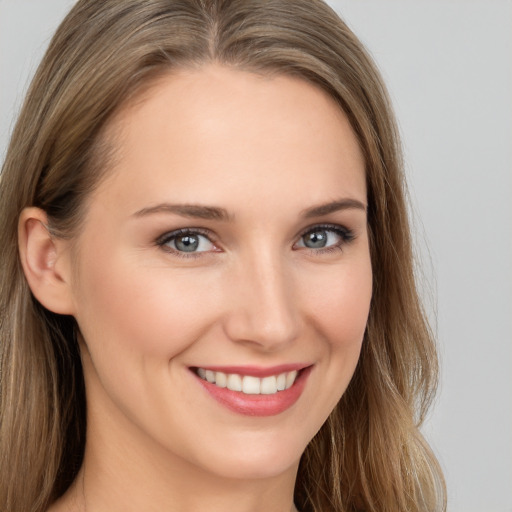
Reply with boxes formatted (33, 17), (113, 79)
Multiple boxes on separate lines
(0, 1), (445, 511)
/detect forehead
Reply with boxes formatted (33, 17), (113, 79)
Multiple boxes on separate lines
(90, 64), (366, 216)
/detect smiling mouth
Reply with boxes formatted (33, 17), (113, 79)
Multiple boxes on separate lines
(194, 367), (299, 395)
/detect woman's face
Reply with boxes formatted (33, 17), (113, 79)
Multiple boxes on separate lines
(68, 65), (372, 481)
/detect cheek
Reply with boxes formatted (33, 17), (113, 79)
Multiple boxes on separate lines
(303, 258), (372, 350)
(72, 250), (222, 363)
(301, 255), (372, 406)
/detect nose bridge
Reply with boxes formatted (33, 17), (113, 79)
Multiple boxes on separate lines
(224, 247), (299, 349)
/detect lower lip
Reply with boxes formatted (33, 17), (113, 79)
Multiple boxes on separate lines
(195, 367), (312, 417)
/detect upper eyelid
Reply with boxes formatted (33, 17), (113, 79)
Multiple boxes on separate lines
(156, 227), (215, 244)
(155, 228), (219, 258)
(297, 222), (352, 237)
(294, 223), (355, 248)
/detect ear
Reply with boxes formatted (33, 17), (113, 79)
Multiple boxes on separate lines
(18, 207), (75, 315)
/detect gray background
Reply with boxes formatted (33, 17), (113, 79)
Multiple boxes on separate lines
(1, 1), (511, 511)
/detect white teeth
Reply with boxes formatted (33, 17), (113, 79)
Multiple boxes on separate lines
(227, 373), (242, 392)
(260, 376), (277, 394)
(196, 368), (299, 395)
(215, 371), (227, 388)
(242, 376), (260, 394)
(276, 373), (286, 391)
(286, 370), (297, 389)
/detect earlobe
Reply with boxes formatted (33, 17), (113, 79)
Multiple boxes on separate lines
(18, 207), (75, 315)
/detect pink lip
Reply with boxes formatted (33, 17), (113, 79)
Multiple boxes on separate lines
(192, 365), (313, 417)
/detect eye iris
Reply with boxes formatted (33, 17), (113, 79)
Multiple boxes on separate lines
(303, 230), (328, 248)
(175, 234), (199, 252)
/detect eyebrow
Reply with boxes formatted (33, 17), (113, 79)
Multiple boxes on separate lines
(133, 203), (232, 221)
(301, 198), (367, 218)
(132, 198), (366, 222)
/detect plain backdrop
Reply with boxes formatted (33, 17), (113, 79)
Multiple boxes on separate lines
(1, 1), (511, 511)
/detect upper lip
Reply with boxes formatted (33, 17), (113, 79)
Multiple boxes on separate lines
(190, 363), (311, 378)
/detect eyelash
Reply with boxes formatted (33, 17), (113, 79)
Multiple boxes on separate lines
(156, 224), (355, 259)
(297, 224), (355, 254)
(156, 228), (217, 259)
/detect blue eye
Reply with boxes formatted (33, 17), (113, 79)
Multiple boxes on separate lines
(158, 229), (215, 254)
(295, 225), (353, 251)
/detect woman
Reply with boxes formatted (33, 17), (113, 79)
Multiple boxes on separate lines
(0, 1), (445, 511)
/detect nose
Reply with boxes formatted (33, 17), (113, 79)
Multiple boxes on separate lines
(222, 252), (300, 351)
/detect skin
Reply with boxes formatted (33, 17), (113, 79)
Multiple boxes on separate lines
(22, 65), (372, 512)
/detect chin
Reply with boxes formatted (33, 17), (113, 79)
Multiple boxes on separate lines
(182, 427), (310, 482)
(200, 453), (300, 482)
